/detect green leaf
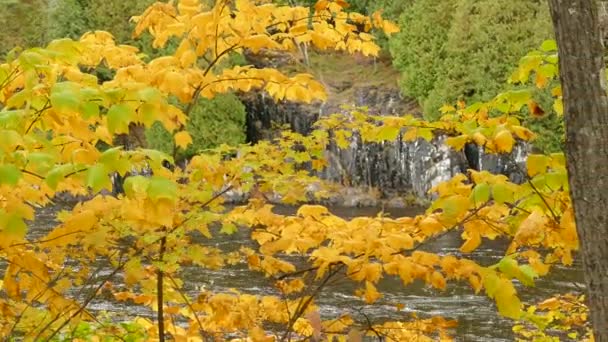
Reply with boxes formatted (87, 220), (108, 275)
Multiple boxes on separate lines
(492, 183), (514, 204)
(18, 51), (45, 69)
(100, 147), (131, 175)
(140, 149), (173, 170)
(418, 128), (434, 141)
(45, 164), (69, 190)
(482, 270), (500, 297)
(107, 103), (135, 134)
(147, 176), (177, 203)
(0, 164), (21, 185)
(498, 256), (519, 279)
(0, 129), (24, 152)
(220, 222), (238, 235)
(50, 82), (81, 113)
(138, 87), (162, 103)
(6, 90), (31, 109)
(517, 265), (537, 287)
(540, 40), (557, 52)
(123, 176), (150, 199)
(27, 152), (56, 174)
(139, 103), (160, 127)
(376, 126), (400, 141)
(470, 183), (491, 206)
(0, 110), (24, 128)
(4, 213), (27, 240)
(81, 102), (100, 119)
(86, 164), (111, 193)
(538, 64), (556, 78)
(531, 175), (547, 190)
(546, 170), (567, 190)
(46, 38), (81, 62)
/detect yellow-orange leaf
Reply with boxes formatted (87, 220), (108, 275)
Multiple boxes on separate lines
(493, 130), (514, 153)
(314, 0), (329, 12)
(175, 131), (193, 149)
(460, 231), (481, 253)
(430, 271), (447, 290)
(446, 135), (469, 151)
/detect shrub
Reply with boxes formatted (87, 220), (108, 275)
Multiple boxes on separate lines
(47, 0), (155, 44)
(389, 0), (455, 109)
(390, 0), (553, 120)
(0, 0), (48, 56)
(146, 93), (247, 163)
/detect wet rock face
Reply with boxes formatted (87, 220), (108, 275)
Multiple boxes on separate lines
(319, 135), (528, 198)
(241, 50), (529, 200)
(242, 92), (529, 199)
(241, 92), (320, 143)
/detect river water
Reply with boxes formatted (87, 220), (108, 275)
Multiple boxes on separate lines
(12, 203), (584, 341)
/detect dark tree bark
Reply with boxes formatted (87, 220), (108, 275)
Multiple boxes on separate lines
(547, 1), (608, 340)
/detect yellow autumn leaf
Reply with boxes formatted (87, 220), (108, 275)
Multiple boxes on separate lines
(493, 130), (514, 153)
(446, 135), (469, 151)
(494, 278), (522, 319)
(430, 271), (447, 290)
(249, 326), (274, 342)
(350, 263), (383, 283)
(553, 98), (564, 115)
(418, 216), (444, 236)
(460, 231), (481, 253)
(471, 132), (487, 146)
(511, 125), (535, 141)
(359, 281), (382, 304)
(242, 34), (281, 53)
(314, 0), (329, 12)
(175, 131), (193, 149)
(382, 20), (400, 35)
(514, 211), (548, 246)
(527, 154), (550, 177)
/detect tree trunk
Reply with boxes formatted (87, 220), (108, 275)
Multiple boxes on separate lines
(547, 1), (608, 340)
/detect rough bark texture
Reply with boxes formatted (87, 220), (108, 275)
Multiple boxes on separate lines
(547, 1), (608, 340)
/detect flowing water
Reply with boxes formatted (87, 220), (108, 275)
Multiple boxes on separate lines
(9, 203), (584, 341)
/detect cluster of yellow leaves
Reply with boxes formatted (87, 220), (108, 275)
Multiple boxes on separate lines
(314, 104), (535, 154)
(0, 2), (583, 341)
(514, 293), (593, 342)
(229, 201), (525, 320)
(0, 0), (400, 337)
(124, 0), (398, 107)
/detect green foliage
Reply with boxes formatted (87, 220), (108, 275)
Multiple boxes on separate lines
(146, 93), (247, 162)
(47, 0), (155, 45)
(390, 0), (454, 109)
(345, 0), (411, 20)
(520, 86), (565, 153)
(390, 0), (553, 120)
(0, 0), (48, 56)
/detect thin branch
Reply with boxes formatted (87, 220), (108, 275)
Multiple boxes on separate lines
(24, 99), (51, 134)
(505, 153), (560, 223)
(167, 274), (205, 333)
(280, 264), (344, 342)
(20, 169), (45, 179)
(157, 236), (167, 342)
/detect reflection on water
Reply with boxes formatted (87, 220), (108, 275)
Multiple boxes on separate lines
(8, 203), (584, 341)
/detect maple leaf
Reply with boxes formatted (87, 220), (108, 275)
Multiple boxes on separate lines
(174, 130), (193, 149)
